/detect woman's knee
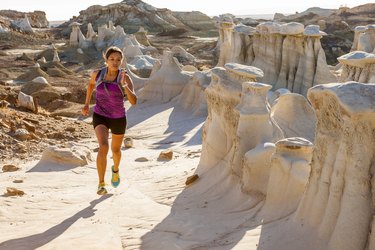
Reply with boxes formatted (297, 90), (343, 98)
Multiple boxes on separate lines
(99, 142), (109, 154)
(111, 147), (121, 155)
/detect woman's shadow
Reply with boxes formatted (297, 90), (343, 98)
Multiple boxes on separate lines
(0, 194), (112, 250)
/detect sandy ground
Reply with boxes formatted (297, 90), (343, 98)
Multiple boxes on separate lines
(0, 100), (212, 249)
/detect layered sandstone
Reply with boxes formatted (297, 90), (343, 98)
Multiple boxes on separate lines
(294, 82), (375, 250)
(216, 19), (337, 96)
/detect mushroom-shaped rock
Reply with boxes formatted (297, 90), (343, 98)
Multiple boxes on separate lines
(231, 82), (282, 176)
(69, 22), (82, 27)
(256, 22), (281, 34)
(351, 26), (367, 51)
(234, 23), (256, 35)
(279, 22), (304, 35)
(224, 63), (264, 82)
(338, 51), (375, 67)
(304, 25), (327, 36)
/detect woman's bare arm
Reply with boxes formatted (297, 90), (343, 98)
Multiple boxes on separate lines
(122, 72), (137, 105)
(81, 70), (98, 116)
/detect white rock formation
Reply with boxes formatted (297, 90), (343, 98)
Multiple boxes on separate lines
(86, 23), (97, 40)
(95, 24), (112, 49)
(123, 36), (144, 61)
(37, 57), (47, 63)
(337, 24), (375, 84)
(304, 24), (327, 36)
(351, 25), (366, 51)
(216, 19), (337, 95)
(128, 55), (159, 77)
(194, 71), (375, 248)
(69, 22), (84, 47)
(279, 22), (304, 35)
(270, 93), (316, 142)
(138, 51), (193, 103)
(67, 21), (156, 62)
(171, 46), (196, 64)
(111, 25), (127, 48)
(40, 143), (92, 167)
(53, 50), (60, 62)
(14, 15), (34, 33)
(357, 24), (375, 53)
(262, 137), (313, 221)
(200, 63), (265, 170)
(338, 51), (375, 83)
(231, 82), (282, 177)
(77, 48), (84, 54)
(267, 87), (291, 106)
(241, 142), (276, 195)
(0, 23), (9, 33)
(17, 91), (35, 112)
(31, 76), (48, 84)
(177, 70), (211, 116)
(217, 21), (235, 67)
(122, 61), (148, 91)
(134, 26), (151, 46)
(293, 82), (375, 250)
(194, 62), (320, 229)
(108, 20), (115, 31)
(181, 65), (198, 72)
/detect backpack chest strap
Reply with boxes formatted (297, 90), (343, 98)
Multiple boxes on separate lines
(95, 67), (126, 97)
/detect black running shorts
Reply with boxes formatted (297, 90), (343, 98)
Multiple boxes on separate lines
(92, 112), (127, 135)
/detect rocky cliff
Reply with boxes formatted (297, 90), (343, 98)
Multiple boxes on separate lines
(60, 0), (217, 36)
(0, 10), (48, 28)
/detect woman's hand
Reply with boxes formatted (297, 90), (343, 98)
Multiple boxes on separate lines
(81, 104), (90, 116)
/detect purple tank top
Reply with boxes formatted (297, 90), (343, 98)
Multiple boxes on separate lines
(94, 79), (126, 119)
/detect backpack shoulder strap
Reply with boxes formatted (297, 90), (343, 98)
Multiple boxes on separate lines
(95, 67), (107, 88)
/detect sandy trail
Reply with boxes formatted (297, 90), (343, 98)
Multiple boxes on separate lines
(0, 100), (205, 249)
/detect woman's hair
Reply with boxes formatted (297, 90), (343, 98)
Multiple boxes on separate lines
(104, 46), (123, 60)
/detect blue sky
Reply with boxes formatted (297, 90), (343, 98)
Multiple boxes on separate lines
(0, 0), (371, 21)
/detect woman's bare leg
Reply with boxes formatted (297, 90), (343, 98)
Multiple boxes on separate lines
(95, 125), (109, 184)
(111, 133), (124, 173)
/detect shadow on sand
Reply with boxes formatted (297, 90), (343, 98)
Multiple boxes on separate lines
(127, 101), (205, 149)
(138, 162), (268, 249)
(0, 195), (112, 250)
(26, 162), (80, 172)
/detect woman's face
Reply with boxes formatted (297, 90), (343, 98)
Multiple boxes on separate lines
(106, 52), (123, 70)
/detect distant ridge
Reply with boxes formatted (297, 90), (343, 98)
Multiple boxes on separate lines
(49, 20), (66, 28)
(235, 14), (276, 20)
